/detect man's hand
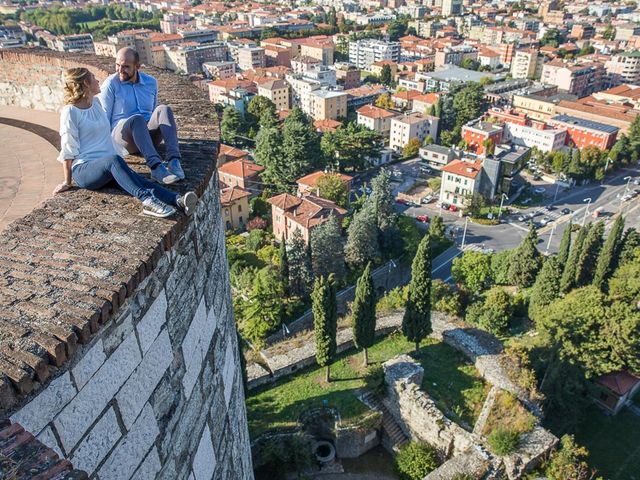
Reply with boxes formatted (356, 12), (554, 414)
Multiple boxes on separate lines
(53, 182), (72, 195)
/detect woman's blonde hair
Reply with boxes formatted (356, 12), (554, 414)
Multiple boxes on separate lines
(63, 67), (91, 105)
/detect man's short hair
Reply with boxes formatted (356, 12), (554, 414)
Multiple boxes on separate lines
(118, 47), (140, 64)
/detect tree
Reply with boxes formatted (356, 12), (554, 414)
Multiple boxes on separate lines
(375, 92), (394, 109)
(402, 138), (422, 158)
(246, 95), (276, 133)
(253, 118), (284, 186)
(395, 442), (438, 480)
(282, 107), (323, 180)
(619, 227), (640, 266)
(491, 250), (512, 285)
(241, 266), (284, 348)
(605, 301), (640, 374)
(560, 223), (590, 293)
(529, 257), (561, 322)
(402, 233), (432, 353)
(387, 19), (407, 41)
(429, 216), (445, 243)
(278, 235), (289, 294)
(352, 263), (376, 366)
(288, 229), (314, 297)
(608, 251), (640, 305)
(575, 221), (604, 287)
(452, 250), (492, 295)
(508, 224), (542, 288)
(541, 28), (561, 47)
(380, 63), (393, 86)
(312, 275), (337, 382)
(602, 23), (616, 40)
(452, 83), (486, 131)
(460, 57), (480, 71)
(345, 202), (379, 268)
(320, 122), (382, 172)
(310, 215), (346, 282)
(370, 169), (400, 255)
(467, 287), (513, 335)
(593, 215), (625, 290)
(545, 435), (595, 480)
(316, 173), (348, 207)
(431, 279), (462, 316)
(556, 222), (572, 271)
(220, 106), (244, 146)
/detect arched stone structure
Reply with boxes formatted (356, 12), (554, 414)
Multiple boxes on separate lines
(0, 49), (253, 480)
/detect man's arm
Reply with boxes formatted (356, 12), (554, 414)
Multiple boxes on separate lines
(97, 75), (115, 125)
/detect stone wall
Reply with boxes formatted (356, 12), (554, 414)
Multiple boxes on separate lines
(0, 49), (253, 480)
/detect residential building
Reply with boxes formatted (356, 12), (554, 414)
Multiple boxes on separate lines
(412, 93), (440, 115)
(208, 78), (254, 104)
(268, 193), (347, 244)
(94, 42), (118, 57)
(461, 120), (504, 155)
(419, 144), (458, 169)
(345, 84), (387, 110)
(554, 98), (638, 135)
(202, 61), (236, 80)
(442, 0), (462, 17)
(434, 45), (478, 68)
(163, 43), (228, 74)
(356, 105), (395, 136)
(593, 84), (640, 109)
(439, 159), (483, 206)
(570, 24), (596, 40)
(549, 114), (619, 150)
(237, 45), (266, 71)
(389, 113), (439, 152)
(595, 371), (640, 415)
(258, 79), (290, 111)
(511, 49), (543, 80)
(487, 108), (567, 152)
(296, 171), (353, 197)
(540, 61), (604, 98)
(298, 36), (335, 65)
(218, 144), (251, 163)
(217, 159), (265, 192)
(291, 55), (323, 74)
(50, 33), (94, 53)
(512, 91), (575, 121)
(307, 89), (348, 121)
(332, 62), (361, 90)
(370, 60), (398, 78)
(220, 186), (251, 231)
(314, 119), (342, 133)
(615, 23), (640, 42)
(605, 51), (640, 86)
(348, 39), (401, 70)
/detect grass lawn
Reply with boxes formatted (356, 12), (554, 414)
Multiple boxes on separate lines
(246, 332), (488, 438)
(574, 406), (640, 480)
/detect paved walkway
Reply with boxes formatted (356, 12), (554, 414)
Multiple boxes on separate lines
(0, 106), (61, 231)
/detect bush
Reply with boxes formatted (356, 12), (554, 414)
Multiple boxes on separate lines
(247, 216), (268, 231)
(545, 434), (594, 480)
(246, 229), (267, 252)
(431, 279), (462, 316)
(452, 475), (475, 480)
(487, 428), (520, 455)
(395, 442), (439, 480)
(377, 286), (409, 313)
(364, 364), (386, 398)
(471, 217), (499, 225)
(250, 196), (270, 218)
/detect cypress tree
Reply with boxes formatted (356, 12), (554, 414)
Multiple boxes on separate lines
(619, 227), (640, 266)
(593, 215), (625, 290)
(508, 223), (543, 288)
(402, 233), (432, 353)
(575, 222), (604, 287)
(560, 223), (590, 293)
(529, 257), (562, 322)
(352, 263), (376, 366)
(312, 275), (337, 382)
(345, 202), (380, 269)
(310, 215), (346, 282)
(278, 235), (289, 295)
(557, 222), (572, 271)
(288, 229), (314, 297)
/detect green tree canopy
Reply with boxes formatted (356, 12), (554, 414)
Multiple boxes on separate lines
(402, 233), (432, 352)
(282, 107), (323, 180)
(575, 221), (604, 287)
(220, 106), (244, 146)
(556, 222), (572, 271)
(452, 250), (492, 295)
(320, 122), (382, 172)
(560, 223), (590, 293)
(287, 229), (314, 297)
(312, 275), (337, 382)
(529, 256), (561, 322)
(508, 224), (542, 288)
(316, 173), (349, 207)
(593, 215), (625, 290)
(345, 202), (380, 269)
(310, 215), (346, 282)
(352, 263), (377, 366)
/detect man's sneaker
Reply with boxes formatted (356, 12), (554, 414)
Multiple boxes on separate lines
(167, 158), (185, 180)
(151, 163), (179, 185)
(177, 191), (198, 216)
(142, 197), (176, 218)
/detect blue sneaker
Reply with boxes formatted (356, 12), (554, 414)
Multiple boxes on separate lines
(167, 158), (185, 180)
(151, 163), (179, 184)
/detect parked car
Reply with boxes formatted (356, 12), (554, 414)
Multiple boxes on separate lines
(482, 248), (495, 254)
(407, 200), (420, 207)
(528, 211), (537, 219)
(396, 198), (407, 205)
(440, 202), (450, 210)
(517, 215), (527, 222)
(416, 215), (429, 223)
(561, 208), (572, 215)
(533, 187), (546, 194)
(633, 178), (639, 185)
(449, 204), (458, 212)
(539, 216), (552, 226)
(422, 194), (434, 204)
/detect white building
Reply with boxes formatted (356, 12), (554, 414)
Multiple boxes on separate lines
(442, 0), (462, 17)
(502, 122), (567, 153)
(348, 39), (400, 70)
(511, 49), (543, 80)
(237, 45), (266, 71)
(356, 104), (395, 137)
(439, 159), (483, 206)
(605, 51), (640, 86)
(389, 113), (439, 152)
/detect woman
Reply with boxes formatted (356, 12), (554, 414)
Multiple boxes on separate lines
(54, 67), (197, 218)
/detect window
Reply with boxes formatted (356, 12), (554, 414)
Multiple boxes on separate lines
(225, 209), (229, 216)
(238, 204), (242, 212)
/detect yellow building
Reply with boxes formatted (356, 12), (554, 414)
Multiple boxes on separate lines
(220, 186), (251, 231)
(257, 79), (290, 111)
(308, 90), (348, 121)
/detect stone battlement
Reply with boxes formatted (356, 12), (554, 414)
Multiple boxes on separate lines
(0, 49), (252, 480)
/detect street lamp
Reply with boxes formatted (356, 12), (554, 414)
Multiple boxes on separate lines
(581, 197), (592, 226)
(461, 216), (470, 249)
(498, 193), (509, 220)
(624, 176), (633, 196)
(546, 224), (556, 254)
(553, 182), (561, 203)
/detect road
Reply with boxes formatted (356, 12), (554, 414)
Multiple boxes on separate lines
(410, 166), (640, 283)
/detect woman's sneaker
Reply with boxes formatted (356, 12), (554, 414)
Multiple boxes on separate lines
(151, 163), (179, 184)
(177, 191), (198, 216)
(167, 158), (186, 180)
(142, 197), (176, 218)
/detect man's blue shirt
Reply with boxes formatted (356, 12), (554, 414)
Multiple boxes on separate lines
(98, 71), (158, 129)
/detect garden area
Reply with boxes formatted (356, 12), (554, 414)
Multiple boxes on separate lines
(246, 332), (488, 438)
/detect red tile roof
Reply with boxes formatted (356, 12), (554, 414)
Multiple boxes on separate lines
(356, 104), (396, 119)
(313, 119), (342, 132)
(267, 193), (347, 229)
(218, 144), (250, 160)
(220, 186), (251, 206)
(596, 371), (640, 396)
(441, 159), (483, 179)
(297, 171), (353, 187)
(217, 159), (264, 178)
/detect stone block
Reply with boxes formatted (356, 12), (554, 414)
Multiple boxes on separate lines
(222, 339), (236, 407)
(181, 297), (215, 398)
(54, 334), (141, 453)
(37, 426), (63, 458)
(98, 403), (160, 480)
(132, 446), (162, 480)
(69, 407), (122, 475)
(192, 424), (216, 480)
(11, 371), (76, 437)
(136, 289), (168, 354)
(117, 329), (173, 429)
(102, 313), (134, 356)
(71, 339), (106, 390)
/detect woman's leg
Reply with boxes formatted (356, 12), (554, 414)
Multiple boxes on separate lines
(72, 158), (115, 190)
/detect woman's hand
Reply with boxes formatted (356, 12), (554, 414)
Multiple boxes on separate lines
(53, 182), (72, 195)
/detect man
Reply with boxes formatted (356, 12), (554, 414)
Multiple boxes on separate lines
(99, 47), (185, 185)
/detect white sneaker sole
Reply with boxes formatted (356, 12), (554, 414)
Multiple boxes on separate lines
(142, 206), (176, 218)
(180, 192), (198, 216)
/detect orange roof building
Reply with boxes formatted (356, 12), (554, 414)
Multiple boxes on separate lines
(220, 186), (251, 231)
(296, 171), (353, 196)
(439, 160), (483, 208)
(218, 159), (264, 191)
(595, 371), (640, 415)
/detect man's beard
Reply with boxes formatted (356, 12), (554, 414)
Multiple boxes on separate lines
(119, 72), (133, 81)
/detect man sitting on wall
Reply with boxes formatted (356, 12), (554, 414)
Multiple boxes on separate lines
(98, 47), (185, 185)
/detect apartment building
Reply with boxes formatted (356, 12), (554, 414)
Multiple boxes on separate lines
(237, 45), (266, 71)
(332, 62), (361, 90)
(540, 61), (604, 98)
(434, 45), (478, 68)
(389, 113), (439, 152)
(257, 79), (290, 111)
(442, 0), (462, 16)
(298, 36), (335, 65)
(488, 108), (567, 152)
(510, 49), (543, 80)
(217, 159), (264, 191)
(220, 186), (251, 231)
(605, 51), (640, 86)
(202, 61), (236, 80)
(461, 120), (503, 155)
(307, 89), (348, 121)
(348, 39), (400, 70)
(549, 115), (619, 150)
(50, 34), (94, 53)
(356, 105), (395, 136)
(439, 159), (483, 207)
(163, 43), (228, 74)
(419, 144), (458, 169)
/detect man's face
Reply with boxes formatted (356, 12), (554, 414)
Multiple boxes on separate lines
(115, 53), (138, 82)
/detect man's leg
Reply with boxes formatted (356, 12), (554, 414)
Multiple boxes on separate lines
(147, 105), (181, 161)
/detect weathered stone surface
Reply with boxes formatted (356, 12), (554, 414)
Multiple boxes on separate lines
(136, 289), (168, 354)
(10, 371), (76, 436)
(193, 424), (217, 480)
(69, 407), (121, 475)
(502, 426), (559, 479)
(71, 340), (106, 390)
(131, 447), (162, 480)
(37, 425), (64, 458)
(424, 452), (491, 479)
(98, 403), (160, 480)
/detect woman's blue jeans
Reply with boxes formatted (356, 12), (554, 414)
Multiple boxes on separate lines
(72, 155), (179, 206)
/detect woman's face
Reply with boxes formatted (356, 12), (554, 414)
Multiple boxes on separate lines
(83, 73), (101, 97)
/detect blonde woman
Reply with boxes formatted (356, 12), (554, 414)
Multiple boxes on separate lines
(54, 67), (197, 218)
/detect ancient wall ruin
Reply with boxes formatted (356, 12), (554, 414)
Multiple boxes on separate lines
(0, 49), (253, 479)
